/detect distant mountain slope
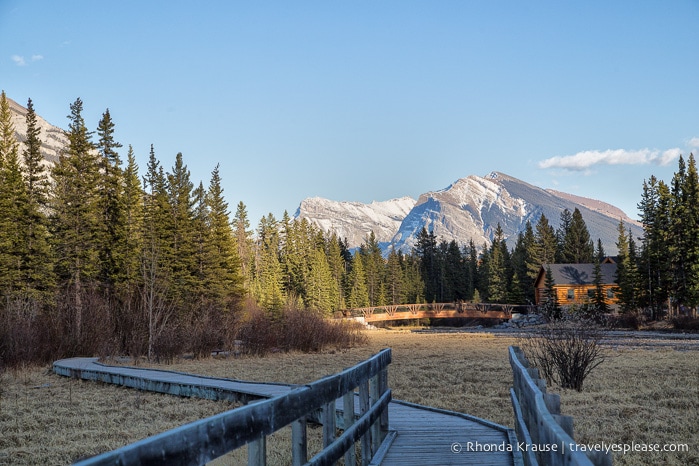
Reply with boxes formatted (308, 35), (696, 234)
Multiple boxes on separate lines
(296, 171), (642, 255)
(294, 197), (416, 247)
(8, 96), (66, 164)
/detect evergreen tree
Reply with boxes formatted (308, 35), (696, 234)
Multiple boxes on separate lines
(510, 224), (537, 304)
(254, 214), (285, 315)
(191, 181), (212, 299)
(638, 176), (673, 317)
(324, 233), (347, 310)
(166, 152), (197, 299)
(203, 165), (243, 307)
(444, 240), (466, 301)
(560, 208), (595, 263)
(400, 252), (424, 304)
(414, 227), (439, 302)
(346, 252), (370, 308)
(140, 145), (176, 358)
(50, 97), (101, 342)
(614, 220), (637, 313)
(360, 232), (386, 306)
(477, 241), (490, 301)
(95, 109), (126, 287)
(21, 97), (54, 300)
(233, 201), (254, 294)
(0, 91), (31, 296)
(591, 260), (609, 317)
(280, 213), (314, 302)
(464, 239), (478, 300)
(487, 224), (509, 302)
(541, 266), (560, 319)
(22, 98), (50, 209)
(534, 213), (558, 266)
(682, 154), (699, 309)
(556, 208), (573, 261)
(386, 250), (404, 304)
(121, 146), (144, 289)
(306, 248), (336, 315)
(0, 90), (17, 168)
(595, 239), (606, 263)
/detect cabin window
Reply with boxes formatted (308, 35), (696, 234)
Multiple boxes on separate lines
(567, 289), (574, 300)
(587, 289), (595, 298)
(607, 288), (615, 299)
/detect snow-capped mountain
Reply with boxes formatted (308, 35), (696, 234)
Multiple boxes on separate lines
(296, 171), (642, 255)
(294, 197), (416, 248)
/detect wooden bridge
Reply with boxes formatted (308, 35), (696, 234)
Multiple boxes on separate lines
(54, 352), (523, 466)
(345, 302), (526, 324)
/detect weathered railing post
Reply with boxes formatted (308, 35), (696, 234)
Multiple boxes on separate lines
(359, 379), (372, 466)
(379, 365), (389, 442)
(369, 372), (379, 454)
(248, 434), (265, 466)
(322, 400), (336, 448)
(291, 418), (307, 466)
(343, 392), (356, 465)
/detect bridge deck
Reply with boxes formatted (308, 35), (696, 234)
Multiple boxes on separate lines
(54, 358), (521, 465)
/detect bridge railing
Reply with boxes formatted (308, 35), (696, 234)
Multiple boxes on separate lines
(75, 348), (392, 466)
(509, 346), (611, 466)
(344, 302), (535, 317)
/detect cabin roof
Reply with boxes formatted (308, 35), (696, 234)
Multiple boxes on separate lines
(536, 263), (618, 287)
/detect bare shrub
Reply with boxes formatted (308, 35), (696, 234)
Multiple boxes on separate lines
(235, 308), (278, 356)
(151, 324), (183, 364)
(607, 312), (642, 329)
(279, 308), (367, 352)
(233, 306), (367, 356)
(520, 319), (605, 392)
(672, 316), (699, 332)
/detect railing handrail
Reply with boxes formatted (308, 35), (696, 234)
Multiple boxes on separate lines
(74, 348), (392, 466)
(509, 346), (611, 466)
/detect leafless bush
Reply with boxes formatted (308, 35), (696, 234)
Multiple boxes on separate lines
(151, 324), (182, 364)
(279, 308), (367, 352)
(234, 306), (367, 356)
(520, 319), (605, 392)
(235, 308), (278, 356)
(672, 316), (699, 332)
(607, 312), (642, 329)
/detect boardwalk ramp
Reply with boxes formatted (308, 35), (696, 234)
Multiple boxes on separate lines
(54, 356), (521, 465)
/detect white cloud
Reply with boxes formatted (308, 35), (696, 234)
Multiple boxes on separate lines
(689, 137), (699, 149)
(11, 54), (43, 66)
(538, 148), (681, 171)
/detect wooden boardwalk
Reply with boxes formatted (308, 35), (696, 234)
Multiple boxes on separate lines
(54, 357), (522, 465)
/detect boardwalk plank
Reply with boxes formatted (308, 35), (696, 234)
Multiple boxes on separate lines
(53, 357), (520, 466)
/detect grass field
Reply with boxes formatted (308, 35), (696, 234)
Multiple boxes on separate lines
(1, 328), (697, 465)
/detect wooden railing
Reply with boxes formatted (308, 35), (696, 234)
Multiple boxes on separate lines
(345, 302), (528, 324)
(74, 349), (392, 466)
(509, 346), (611, 466)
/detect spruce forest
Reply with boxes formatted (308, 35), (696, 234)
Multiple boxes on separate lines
(1, 93), (698, 366)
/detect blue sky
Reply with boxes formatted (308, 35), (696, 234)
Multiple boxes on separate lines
(2, 1), (698, 225)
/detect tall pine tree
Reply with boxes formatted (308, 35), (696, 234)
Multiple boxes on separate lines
(50, 97), (101, 344)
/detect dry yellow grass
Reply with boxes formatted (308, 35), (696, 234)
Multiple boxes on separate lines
(0, 366), (236, 465)
(2, 328), (698, 465)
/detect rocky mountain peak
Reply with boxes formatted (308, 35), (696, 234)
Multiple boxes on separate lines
(296, 172), (642, 255)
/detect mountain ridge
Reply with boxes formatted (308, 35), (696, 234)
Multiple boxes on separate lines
(296, 171), (642, 255)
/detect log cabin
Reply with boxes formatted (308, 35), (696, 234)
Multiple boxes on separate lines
(533, 263), (619, 307)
